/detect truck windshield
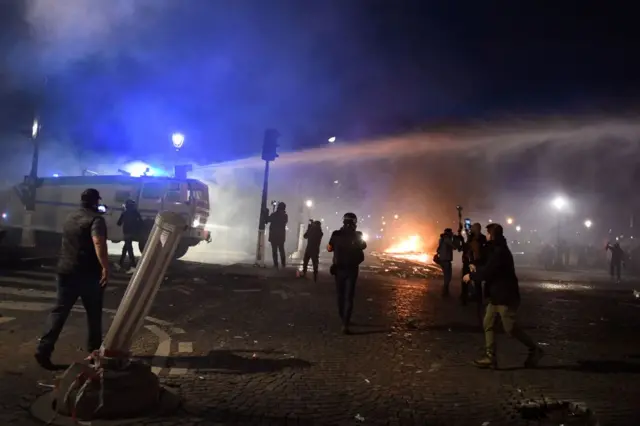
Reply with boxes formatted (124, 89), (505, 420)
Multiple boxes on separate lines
(188, 182), (209, 207)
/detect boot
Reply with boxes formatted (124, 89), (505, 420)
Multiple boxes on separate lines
(313, 271), (318, 282)
(524, 347), (544, 368)
(473, 351), (497, 369)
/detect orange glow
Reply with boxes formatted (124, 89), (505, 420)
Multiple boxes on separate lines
(384, 235), (430, 263)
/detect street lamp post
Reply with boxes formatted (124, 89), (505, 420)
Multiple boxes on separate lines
(551, 195), (568, 247)
(171, 132), (185, 150)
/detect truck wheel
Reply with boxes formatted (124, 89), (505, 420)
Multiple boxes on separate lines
(174, 243), (189, 260)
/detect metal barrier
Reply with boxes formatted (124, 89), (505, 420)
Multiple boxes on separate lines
(101, 211), (187, 357)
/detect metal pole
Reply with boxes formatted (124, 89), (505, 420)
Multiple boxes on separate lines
(255, 160), (269, 266)
(102, 211), (186, 357)
(21, 117), (40, 248)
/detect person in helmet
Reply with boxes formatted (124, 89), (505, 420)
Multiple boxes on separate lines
(302, 220), (323, 281)
(327, 212), (367, 334)
(35, 188), (109, 370)
(116, 199), (143, 273)
(266, 201), (288, 268)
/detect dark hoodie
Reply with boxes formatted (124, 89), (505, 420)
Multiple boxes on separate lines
(470, 236), (520, 305)
(304, 222), (323, 255)
(267, 208), (288, 244)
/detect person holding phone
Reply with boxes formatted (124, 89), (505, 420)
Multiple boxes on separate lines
(35, 188), (109, 370)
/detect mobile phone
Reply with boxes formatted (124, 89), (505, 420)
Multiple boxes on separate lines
(464, 218), (471, 232)
(97, 204), (108, 214)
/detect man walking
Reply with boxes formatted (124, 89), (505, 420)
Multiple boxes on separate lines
(327, 212), (367, 334)
(302, 220), (323, 281)
(606, 242), (625, 283)
(117, 199), (143, 273)
(463, 223), (543, 369)
(35, 188), (109, 370)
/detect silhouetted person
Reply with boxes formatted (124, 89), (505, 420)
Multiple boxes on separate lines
(606, 242), (625, 283)
(327, 212), (366, 334)
(266, 202), (288, 268)
(435, 228), (455, 296)
(302, 220), (323, 281)
(456, 222), (487, 305)
(35, 188), (109, 370)
(117, 199), (143, 273)
(464, 223), (543, 369)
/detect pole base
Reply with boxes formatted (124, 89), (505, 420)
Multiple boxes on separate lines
(30, 362), (180, 425)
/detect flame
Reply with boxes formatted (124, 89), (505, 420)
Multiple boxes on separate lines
(384, 235), (430, 263)
(385, 235), (423, 254)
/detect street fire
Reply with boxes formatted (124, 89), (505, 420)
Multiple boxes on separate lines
(384, 235), (430, 264)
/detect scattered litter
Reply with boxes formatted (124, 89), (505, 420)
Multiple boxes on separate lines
(366, 298), (373, 302)
(538, 342), (550, 346)
(288, 323), (294, 327)
(198, 376), (204, 380)
(37, 381), (54, 389)
(169, 304), (174, 307)
(416, 370), (423, 374)
(193, 277), (205, 283)
(364, 378), (370, 384)
(448, 328), (452, 332)
(233, 335), (243, 339)
(253, 340), (258, 344)
(633, 289), (640, 298)
(481, 422), (490, 426)
(428, 363), (441, 373)
(355, 414), (365, 422)
(252, 353), (257, 359)
(403, 332), (412, 338)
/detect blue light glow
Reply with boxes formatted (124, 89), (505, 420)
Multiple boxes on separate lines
(122, 161), (166, 177)
(2, 212), (7, 220)
(53, 173), (59, 177)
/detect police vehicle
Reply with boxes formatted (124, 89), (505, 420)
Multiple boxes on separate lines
(0, 174), (210, 259)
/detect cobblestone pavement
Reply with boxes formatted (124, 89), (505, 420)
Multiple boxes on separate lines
(1, 259), (640, 425)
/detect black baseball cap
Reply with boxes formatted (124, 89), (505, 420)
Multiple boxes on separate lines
(81, 188), (101, 205)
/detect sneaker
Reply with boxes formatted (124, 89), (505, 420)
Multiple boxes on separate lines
(126, 267), (136, 274)
(524, 347), (544, 368)
(473, 354), (497, 369)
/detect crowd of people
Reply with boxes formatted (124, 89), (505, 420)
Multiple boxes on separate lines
(436, 222), (544, 369)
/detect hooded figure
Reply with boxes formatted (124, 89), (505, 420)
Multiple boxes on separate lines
(302, 220), (323, 281)
(266, 202), (288, 268)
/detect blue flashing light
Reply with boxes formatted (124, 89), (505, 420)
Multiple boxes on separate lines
(53, 173), (59, 177)
(122, 161), (167, 178)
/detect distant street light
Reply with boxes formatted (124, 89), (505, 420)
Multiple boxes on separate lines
(584, 219), (593, 228)
(171, 132), (185, 149)
(551, 195), (567, 211)
(394, 214), (399, 220)
(31, 118), (40, 139)
(328, 136), (336, 143)
(506, 217), (514, 225)
(305, 199), (313, 208)
(515, 225), (521, 232)
(333, 180), (339, 184)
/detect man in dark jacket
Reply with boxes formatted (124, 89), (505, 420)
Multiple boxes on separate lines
(436, 228), (455, 296)
(117, 199), (143, 273)
(327, 212), (367, 334)
(266, 202), (288, 268)
(35, 188), (109, 370)
(463, 223), (543, 369)
(302, 220), (323, 281)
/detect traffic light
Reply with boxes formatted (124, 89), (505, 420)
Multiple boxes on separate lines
(261, 128), (280, 162)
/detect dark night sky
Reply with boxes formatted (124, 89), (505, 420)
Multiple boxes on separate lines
(0, 1), (638, 161)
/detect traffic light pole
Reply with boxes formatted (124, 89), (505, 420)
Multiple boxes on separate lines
(254, 159), (270, 267)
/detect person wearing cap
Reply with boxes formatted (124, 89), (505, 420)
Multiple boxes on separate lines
(463, 223), (543, 369)
(327, 212), (367, 334)
(35, 188), (110, 370)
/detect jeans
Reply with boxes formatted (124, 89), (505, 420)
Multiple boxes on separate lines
(335, 268), (358, 326)
(271, 242), (286, 268)
(441, 261), (452, 294)
(460, 263), (471, 303)
(37, 273), (104, 357)
(483, 303), (536, 356)
(119, 238), (136, 268)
